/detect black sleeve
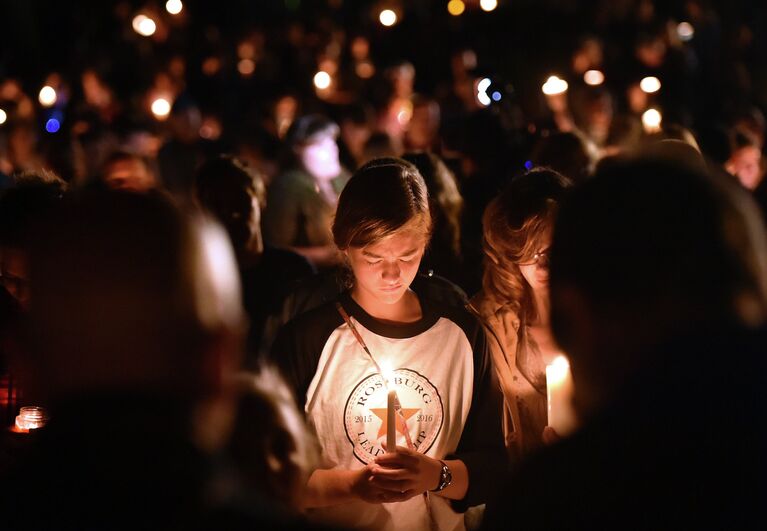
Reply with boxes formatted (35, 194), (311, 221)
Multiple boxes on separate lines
(268, 320), (305, 406)
(446, 315), (508, 511)
(259, 272), (344, 360)
(267, 304), (344, 410)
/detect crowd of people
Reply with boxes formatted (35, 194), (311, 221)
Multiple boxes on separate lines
(1, 0), (767, 529)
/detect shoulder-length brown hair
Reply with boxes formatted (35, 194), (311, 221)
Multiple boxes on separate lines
(482, 168), (572, 322)
(332, 157), (432, 250)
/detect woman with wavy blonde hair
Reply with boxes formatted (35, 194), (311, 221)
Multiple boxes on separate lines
(471, 168), (572, 459)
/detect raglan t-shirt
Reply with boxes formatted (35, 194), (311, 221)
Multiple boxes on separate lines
(270, 282), (505, 531)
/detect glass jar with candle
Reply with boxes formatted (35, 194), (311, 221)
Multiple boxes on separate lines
(15, 406), (49, 431)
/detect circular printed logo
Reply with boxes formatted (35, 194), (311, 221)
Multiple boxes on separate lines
(343, 368), (444, 464)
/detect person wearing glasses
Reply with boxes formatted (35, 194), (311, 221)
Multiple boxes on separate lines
(470, 168), (572, 460)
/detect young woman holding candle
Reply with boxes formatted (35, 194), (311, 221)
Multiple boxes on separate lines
(270, 158), (505, 530)
(470, 168), (572, 459)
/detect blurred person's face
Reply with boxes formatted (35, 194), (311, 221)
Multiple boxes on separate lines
(346, 228), (427, 311)
(519, 237), (551, 295)
(727, 146), (763, 190)
(636, 39), (666, 68)
(572, 39), (604, 73)
(274, 96), (298, 138)
(0, 248), (29, 308)
(81, 70), (112, 108)
(405, 103), (440, 150)
(170, 107), (203, 144)
(391, 66), (415, 99)
(584, 99), (613, 145)
(627, 84), (648, 114)
(103, 158), (156, 192)
(340, 121), (371, 161)
(299, 135), (341, 181)
(351, 37), (370, 60)
(9, 126), (37, 166)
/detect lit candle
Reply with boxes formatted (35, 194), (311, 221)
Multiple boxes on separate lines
(546, 355), (576, 435)
(381, 361), (397, 452)
(387, 389), (397, 452)
(15, 406), (48, 431)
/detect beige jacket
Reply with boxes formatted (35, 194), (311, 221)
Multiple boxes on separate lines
(469, 293), (548, 462)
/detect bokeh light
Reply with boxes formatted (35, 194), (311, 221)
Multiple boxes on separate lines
(0, 109), (6, 125)
(584, 70), (605, 86)
(480, 0), (498, 12)
(151, 98), (172, 119)
(642, 108), (662, 132)
(132, 15), (157, 37)
(477, 78), (492, 106)
(39, 85), (57, 107)
(640, 76), (661, 94)
(45, 118), (61, 133)
(395, 99), (413, 126)
(238, 59), (256, 76)
(677, 22), (694, 42)
(379, 9), (397, 27)
(542, 75), (568, 95)
(447, 0), (465, 16)
(356, 61), (375, 79)
(313, 71), (332, 90)
(165, 0), (183, 15)
(202, 57), (221, 76)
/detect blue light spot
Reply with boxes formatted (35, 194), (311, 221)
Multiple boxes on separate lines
(492, 91), (502, 101)
(45, 119), (60, 133)
(524, 160), (534, 170)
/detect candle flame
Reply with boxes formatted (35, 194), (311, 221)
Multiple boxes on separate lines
(542, 75), (568, 96)
(546, 355), (570, 385)
(380, 360), (394, 385)
(642, 108), (662, 133)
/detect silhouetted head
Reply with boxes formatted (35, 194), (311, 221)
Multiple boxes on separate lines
(550, 158), (767, 417)
(0, 171), (67, 307)
(194, 155), (265, 258)
(228, 368), (318, 510)
(100, 150), (156, 193)
(27, 190), (245, 405)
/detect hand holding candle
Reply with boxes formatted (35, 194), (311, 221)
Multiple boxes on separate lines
(546, 355), (577, 436)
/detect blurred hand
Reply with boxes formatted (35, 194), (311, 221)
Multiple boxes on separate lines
(350, 463), (412, 504)
(370, 445), (442, 499)
(542, 426), (561, 445)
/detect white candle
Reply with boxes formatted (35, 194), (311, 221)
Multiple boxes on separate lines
(387, 389), (397, 452)
(546, 355), (576, 435)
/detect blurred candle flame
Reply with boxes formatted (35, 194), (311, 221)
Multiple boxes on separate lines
(39, 85), (57, 107)
(165, 0), (183, 15)
(542, 75), (568, 95)
(379, 9), (397, 27)
(584, 70), (605, 86)
(480, 0), (498, 12)
(132, 14), (157, 37)
(640, 76), (661, 94)
(642, 108), (662, 133)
